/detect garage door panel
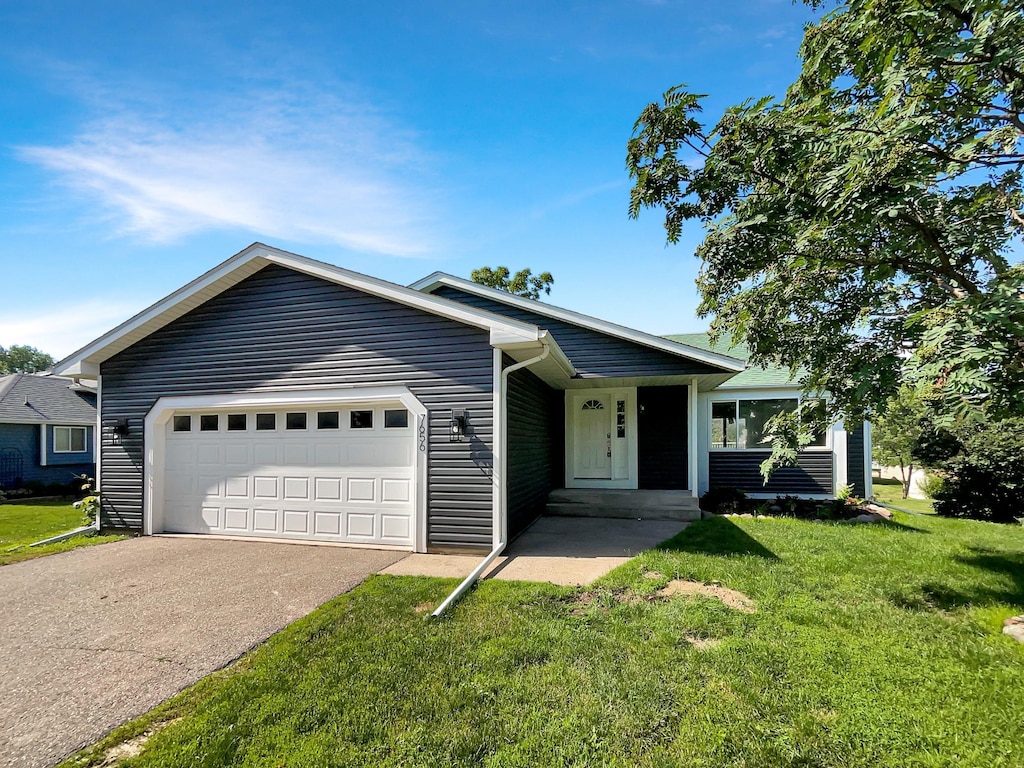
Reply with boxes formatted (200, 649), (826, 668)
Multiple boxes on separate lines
(163, 402), (415, 547)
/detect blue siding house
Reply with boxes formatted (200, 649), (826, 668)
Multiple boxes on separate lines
(53, 243), (871, 559)
(0, 374), (96, 490)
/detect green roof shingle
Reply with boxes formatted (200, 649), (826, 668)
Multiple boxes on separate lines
(663, 333), (801, 388)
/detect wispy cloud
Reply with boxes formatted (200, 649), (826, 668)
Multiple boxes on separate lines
(18, 82), (442, 257)
(0, 300), (147, 360)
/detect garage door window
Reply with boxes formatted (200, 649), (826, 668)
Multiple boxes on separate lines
(200, 415), (219, 431)
(350, 410), (373, 429)
(256, 413), (276, 430)
(384, 409), (409, 429)
(227, 414), (247, 431)
(286, 412), (307, 430)
(317, 411), (340, 429)
(173, 415), (191, 432)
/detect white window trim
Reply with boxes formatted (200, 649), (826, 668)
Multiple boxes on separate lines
(53, 425), (89, 454)
(706, 394), (832, 452)
(143, 386), (429, 552)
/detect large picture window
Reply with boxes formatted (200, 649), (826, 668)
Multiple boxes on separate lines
(54, 426), (88, 453)
(710, 398), (827, 449)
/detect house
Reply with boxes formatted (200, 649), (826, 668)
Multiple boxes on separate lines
(0, 373), (97, 490)
(54, 243), (871, 555)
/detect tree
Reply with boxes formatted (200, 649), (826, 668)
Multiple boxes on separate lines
(0, 345), (54, 374)
(872, 387), (927, 498)
(471, 266), (554, 300)
(627, 0), (1024, 473)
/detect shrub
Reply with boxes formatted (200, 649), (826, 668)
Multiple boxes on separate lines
(917, 472), (945, 500)
(699, 486), (747, 514)
(932, 419), (1024, 524)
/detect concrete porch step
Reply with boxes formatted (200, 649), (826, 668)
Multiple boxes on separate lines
(546, 488), (702, 522)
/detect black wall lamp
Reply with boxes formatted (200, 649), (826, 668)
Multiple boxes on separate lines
(111, 419), (130, 444)
(449, 409), (467, 442)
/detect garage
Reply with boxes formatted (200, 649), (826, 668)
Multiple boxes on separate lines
(157, 397), (419, 548)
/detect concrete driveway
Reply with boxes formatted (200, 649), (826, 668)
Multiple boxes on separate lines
(0, 537), (404, 768)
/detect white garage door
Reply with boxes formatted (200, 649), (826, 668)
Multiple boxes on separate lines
(162, 403), (415, 547)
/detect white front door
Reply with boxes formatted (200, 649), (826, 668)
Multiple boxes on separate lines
(573, 395), (612, 479)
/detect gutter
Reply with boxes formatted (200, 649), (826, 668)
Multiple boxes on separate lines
(431, 343), (552, 618)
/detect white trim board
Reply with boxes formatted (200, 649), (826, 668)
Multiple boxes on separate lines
(55, 243), (551, 379)
(142, 386), (429, 552)
(410, 272), (747, 373)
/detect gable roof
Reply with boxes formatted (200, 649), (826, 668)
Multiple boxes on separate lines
(55, 243), (575, 381)
(0, 374), (96, 425)
(410, 273), (746, 373)
(664, 333), (801, 388)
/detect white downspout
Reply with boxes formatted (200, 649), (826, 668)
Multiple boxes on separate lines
(431, 343), (551, 618)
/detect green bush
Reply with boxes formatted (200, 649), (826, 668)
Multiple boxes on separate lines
(917, 472), (945, 500)
(932, 418), (1024, 524)
(699, 486), (747, 514)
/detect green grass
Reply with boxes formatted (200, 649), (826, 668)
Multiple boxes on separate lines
(872, 476), (936, 515)
(64, 513), (1024, 768)
(0, 499), (125, 566)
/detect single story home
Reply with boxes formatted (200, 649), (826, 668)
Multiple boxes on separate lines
(55, 243), (871, 554)
(0, 373), (97, 490)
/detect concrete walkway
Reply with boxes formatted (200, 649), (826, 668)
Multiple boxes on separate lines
(0, 537), (404, 768)
(381, 516), (687, 585)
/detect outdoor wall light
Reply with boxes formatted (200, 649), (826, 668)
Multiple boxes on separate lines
(449, 409), (467, 442)
(112, 419), (130, 443)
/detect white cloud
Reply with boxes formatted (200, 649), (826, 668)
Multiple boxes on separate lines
(0, 300), (147, 360)
(18, 85), (441, 257)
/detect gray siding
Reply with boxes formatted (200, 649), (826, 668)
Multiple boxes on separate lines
(506, 360), (563, 539)
(433, 286), (724, 379)
(100, 264), (496, 551)
(709, 451), (833, 495)
(846, 425), (866, 497)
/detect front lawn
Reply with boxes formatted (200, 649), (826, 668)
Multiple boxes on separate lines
(872, 476), (936, 515)
(0, 500), (125, 566)
(65, 513), (1024, 767)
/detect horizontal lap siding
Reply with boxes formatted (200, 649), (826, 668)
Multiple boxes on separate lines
(506, 361), (563, 539)
(846, 425), (866, 497)
(100, 265), (495, 550)
(709, 451), (833, 495)
(433, 286), (722, 378)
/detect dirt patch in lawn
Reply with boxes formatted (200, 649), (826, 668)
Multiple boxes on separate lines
(657, 579), (757, 613)
(98, 719), (178, 766)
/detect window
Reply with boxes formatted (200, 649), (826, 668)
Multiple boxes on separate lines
(172, 415), (191, 432)
(54, 426), (87, 453)
(710, 398), (828, 449)
(581, 399), (604, 410)
(350, 410), (373, 429)
(256, 413), (276, 430)
(317, 411), (340, 429)
(384, 409), (408, 429)
(200, 415), (219, 432)
(227, 414), (247, 431)
(286, 412), (307, 430)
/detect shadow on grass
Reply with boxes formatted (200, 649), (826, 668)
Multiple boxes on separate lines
(891, 548), (1024, 612)
(656, 516), (779, 560)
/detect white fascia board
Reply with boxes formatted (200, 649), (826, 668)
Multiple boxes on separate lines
(494, 331), (576, 378)
(0, 418), (95, 426)
(55, 243), (542, 379)
(410, 273), (747, 373)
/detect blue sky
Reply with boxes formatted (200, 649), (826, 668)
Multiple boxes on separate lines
(0, 1), (821, 358)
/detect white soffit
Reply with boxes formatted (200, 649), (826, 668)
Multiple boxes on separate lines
(55, 244), (545, 378)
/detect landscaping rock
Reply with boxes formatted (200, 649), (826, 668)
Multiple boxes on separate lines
(863, 503), (894, 519)
(1004, 616), (1024, 644)
(852, 513), (885, 524)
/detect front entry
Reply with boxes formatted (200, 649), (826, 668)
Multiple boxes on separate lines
(566, 389), (636, 488)
(638, 386), (689, 489)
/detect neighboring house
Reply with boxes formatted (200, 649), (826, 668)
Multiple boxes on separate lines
(55, 243), (871, 553)
(0, 373), (97, 490)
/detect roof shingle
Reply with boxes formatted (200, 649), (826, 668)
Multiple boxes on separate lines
(0, 374), (97, 424)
